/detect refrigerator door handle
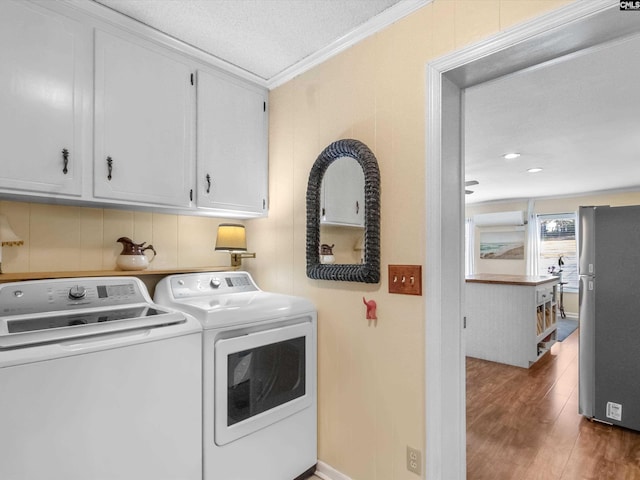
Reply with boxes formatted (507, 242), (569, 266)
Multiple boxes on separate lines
(578, 206), (596, 276)
(578, 274), (596, 418)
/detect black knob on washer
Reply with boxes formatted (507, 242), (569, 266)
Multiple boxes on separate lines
(69, 285), (87, 300)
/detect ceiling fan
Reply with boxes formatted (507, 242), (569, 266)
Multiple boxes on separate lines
(465, 180), (479, 195)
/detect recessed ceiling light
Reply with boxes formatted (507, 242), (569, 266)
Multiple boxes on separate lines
(527, 167), (543, 173)
(503, 153), (521, 160)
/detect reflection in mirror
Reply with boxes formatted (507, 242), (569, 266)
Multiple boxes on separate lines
(306, 139), (380, 283)
(320, 226), (363, 264)
(321, 157), (365, 227)
(320, 156), (365, 265)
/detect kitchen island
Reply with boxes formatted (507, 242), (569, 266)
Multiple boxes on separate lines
(465, 274), (559, 368)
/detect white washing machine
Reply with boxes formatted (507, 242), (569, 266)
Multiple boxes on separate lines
(0, 277), (202, 480)
(154, 271), (317, 480)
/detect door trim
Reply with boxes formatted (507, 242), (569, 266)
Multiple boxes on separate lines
(424, 1), (635, 478)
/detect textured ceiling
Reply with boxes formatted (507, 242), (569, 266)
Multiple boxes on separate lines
(93, 0), (410, 82)
(464, 32), (640, 205)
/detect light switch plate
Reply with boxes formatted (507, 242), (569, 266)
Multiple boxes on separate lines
(388, 265), (422, 295)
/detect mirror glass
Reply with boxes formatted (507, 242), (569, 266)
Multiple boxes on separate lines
(306, 139), (380, 283)
(320, 157), (365, 264)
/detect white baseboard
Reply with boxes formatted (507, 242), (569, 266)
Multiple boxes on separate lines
(315, 461), (352, 480)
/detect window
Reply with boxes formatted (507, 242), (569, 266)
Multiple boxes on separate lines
(537, 213), (578, 291)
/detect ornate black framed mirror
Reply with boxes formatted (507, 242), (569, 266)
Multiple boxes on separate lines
(306, 139), (380, 283)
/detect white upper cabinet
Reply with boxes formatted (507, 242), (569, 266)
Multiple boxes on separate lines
(93, 30), (194, 208)
(0, 1), (90, 197)
(321, 157), (365, 227)
(0, 1), (268, 218)
(196, 70), (268, 216)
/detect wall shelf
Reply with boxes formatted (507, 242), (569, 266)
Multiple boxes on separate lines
(0, 266), (235, 283)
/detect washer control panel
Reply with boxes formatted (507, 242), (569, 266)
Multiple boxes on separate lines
(169, 272), (258, 299)
(0, 278), (146, 316)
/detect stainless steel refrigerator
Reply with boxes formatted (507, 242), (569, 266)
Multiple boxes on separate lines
(579, 205), (640, 431)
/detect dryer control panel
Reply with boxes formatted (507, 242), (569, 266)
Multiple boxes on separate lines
(168, 272), (259, 299)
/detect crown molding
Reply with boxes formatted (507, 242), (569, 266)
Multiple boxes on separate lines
(44, 0), (432, 90)
(266, 0), (432, 90)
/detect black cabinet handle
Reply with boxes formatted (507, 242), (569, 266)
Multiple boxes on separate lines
(356, 200), (360, 215)
(206, 174), (211, 193)
(107, 157), (113, 181)
(62, 148), (69, 174)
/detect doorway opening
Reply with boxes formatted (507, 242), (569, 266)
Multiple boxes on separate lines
(425, 2), (640, 479)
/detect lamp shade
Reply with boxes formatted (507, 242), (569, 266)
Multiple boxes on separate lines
(0, 215), (23, 246)
(215, 224), (247, 251)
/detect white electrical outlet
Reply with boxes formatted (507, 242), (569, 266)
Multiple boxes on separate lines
(606, 401), (622, 421)
(406, 446), (421, 475)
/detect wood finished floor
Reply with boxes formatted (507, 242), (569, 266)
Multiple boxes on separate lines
(467, 329), (640, 479)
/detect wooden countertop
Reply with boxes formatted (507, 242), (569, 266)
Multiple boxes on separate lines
(466, 274), (559, 286)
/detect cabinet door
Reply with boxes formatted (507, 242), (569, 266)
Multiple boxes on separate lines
(94, 30), (194, 208)
(0, 1), (87, 197)
(321, 157), (365, 227)
(196, 70), (268, 216)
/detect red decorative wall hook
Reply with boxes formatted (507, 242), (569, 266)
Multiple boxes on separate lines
(362, 297), (377, 320)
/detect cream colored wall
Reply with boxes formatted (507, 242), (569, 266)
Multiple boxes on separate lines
(466, 190), (640, 317)
(0, 200), (235, 276)
(251, 1), (571, 478)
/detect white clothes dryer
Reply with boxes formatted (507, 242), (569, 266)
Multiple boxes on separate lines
(154, 271), (317, 480)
